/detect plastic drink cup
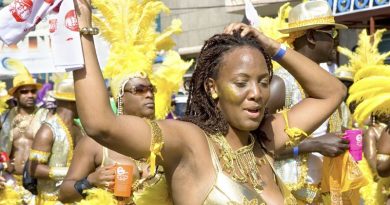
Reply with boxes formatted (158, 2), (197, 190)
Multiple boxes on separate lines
(113, 164), (133, 197)
(343, 129), (363, 161)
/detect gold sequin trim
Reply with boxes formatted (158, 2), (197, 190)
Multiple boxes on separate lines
(29, 149), (50, 163)
(288, 16), (335, 29)
(55, 114), (74, 167)
(145, 120), (164, 176)
(48, 167), (68, 180)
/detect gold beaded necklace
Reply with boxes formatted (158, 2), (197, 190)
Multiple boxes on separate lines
(210, 133), (267, 194)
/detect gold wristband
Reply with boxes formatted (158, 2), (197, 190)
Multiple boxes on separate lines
(48, 167), (68, 180)
(79, 27), (99, 35)
(29, 149), (50, 163)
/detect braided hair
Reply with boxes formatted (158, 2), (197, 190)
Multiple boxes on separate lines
(182, 31), (273, 136)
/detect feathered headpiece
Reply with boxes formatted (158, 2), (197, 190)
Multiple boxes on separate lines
(5, 58), (42, 95)
(337, 29), (390, 125)
(336, 29), (390, 81)
(92, 0), (192, 119)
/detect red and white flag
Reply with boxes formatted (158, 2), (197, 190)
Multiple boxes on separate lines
(48, 0), (84, 71)
(0, 0), (84, 71)
(0, 0), (62, 44)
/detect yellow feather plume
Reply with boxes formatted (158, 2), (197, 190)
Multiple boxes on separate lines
(0, 185), (23, 205)
(92, 0), (191, 119)
(336, 29), (390, 78)
(353, 93), (390, 125)
(347, 75), (390, 124)
(156, 19), (182, 51)
(76, 188), (117, 205)
(354, 65), (390, 81)
(256, 3), (290, 42)
(0, 82), (9, 114)
(152, 51), (193, 119)
(5, 58), (31, 77)
(341, 29), (390, 126)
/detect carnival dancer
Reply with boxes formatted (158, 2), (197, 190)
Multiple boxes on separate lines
(71, 0), (347, 203)
(60, 0), (190, 204)
(339, 30), (390, 203)
(28, 74), (83, 205)
(0, 59), (49, 205)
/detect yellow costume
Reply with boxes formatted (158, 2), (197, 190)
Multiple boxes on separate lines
(336, 29), (390, 204)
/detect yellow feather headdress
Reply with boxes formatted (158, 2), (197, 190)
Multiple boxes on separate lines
(338, 29), (390, 125)
(92, 0), (193, 119)
(336, 29), (390, 81)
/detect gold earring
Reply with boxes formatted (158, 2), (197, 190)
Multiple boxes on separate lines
(211, 93), (218, 99)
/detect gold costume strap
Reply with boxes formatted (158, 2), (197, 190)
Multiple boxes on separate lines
(145, 120), (164, 176)
(48, 167), (68, 180)
(280, 109), (308, 147)
(377, 153), (390, 161)
(29, 149), (50, 164)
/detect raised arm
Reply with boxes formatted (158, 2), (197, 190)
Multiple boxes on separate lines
(225, 23), (346, 151)
(72, 0), (184, 165)
(29, 124), (54, 179)
(59, 136), (114, 203)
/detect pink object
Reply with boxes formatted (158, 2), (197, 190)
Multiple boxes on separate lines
(343, 129), (363, 161)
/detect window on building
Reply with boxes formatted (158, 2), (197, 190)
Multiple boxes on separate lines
(379, 32), (390, 64)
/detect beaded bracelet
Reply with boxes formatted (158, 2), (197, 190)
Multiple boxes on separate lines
(80, 27), (99, 35)
(272, 44), (287, 61)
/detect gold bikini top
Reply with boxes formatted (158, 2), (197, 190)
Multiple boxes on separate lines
(202, 136), (296, 205)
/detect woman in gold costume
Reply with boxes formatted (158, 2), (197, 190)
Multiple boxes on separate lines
(72, 0), (346, 203)
(59, 75), (171, 205)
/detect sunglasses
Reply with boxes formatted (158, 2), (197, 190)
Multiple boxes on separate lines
(124, 84), (156, 95)
(316, 29), (338, 39)
(19, 89), (37, 94)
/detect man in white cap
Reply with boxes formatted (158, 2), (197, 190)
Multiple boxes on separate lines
(0, 59), (49, 204)
(267, 0), (350, 204)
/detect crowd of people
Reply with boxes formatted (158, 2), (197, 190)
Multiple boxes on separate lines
(0, 0), (389, 204)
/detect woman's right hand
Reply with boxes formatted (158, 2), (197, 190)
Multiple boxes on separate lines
(73, 0), (92, 28)
(87, 165), (115, 189)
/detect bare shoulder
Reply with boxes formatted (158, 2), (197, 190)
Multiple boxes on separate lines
(74, 135), (102, 166)
(75, 135), (102, 154)
(32, 124), (54, 148)
(157, 120), (209, 163)
(35, 124), (54, 141)
(158, 119), (207, 145)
